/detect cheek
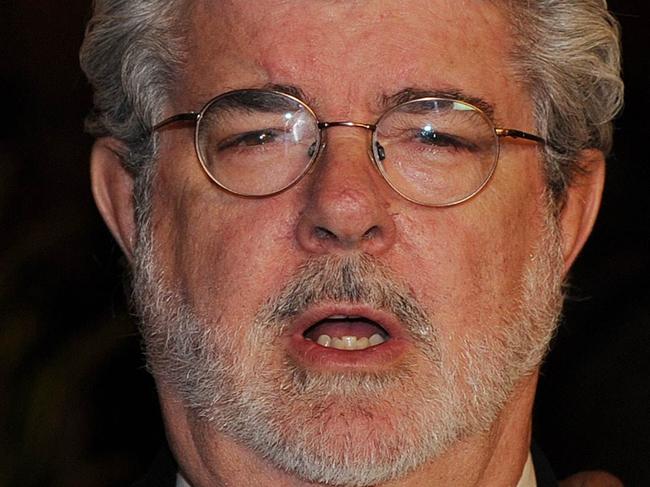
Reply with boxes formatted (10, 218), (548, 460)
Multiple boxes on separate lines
(150, 172), (301, 324)
(390, 184), (544, 333)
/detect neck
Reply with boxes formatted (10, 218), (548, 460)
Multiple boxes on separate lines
(160, 373), (538, 487)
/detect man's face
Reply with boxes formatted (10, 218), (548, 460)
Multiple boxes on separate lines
(136, 0), (565, 484)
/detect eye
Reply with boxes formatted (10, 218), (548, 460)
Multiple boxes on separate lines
(217, 129), (283, 150)
(416, 127), (475, 151)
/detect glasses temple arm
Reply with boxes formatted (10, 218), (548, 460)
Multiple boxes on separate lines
(495, 128), (547, 145)
(153, 112), (200, 131)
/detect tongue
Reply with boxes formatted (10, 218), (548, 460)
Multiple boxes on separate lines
(304, 319), (386, 341)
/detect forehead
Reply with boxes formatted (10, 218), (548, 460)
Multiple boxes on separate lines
(180, 0), (527, 122)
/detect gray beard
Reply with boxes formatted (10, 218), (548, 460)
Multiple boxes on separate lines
(132, 210), (564, 487)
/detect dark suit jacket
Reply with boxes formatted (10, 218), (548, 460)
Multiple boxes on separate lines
(134, 441), (558, 487)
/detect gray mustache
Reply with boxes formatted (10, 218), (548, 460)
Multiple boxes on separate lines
(257, 254), (435, 341)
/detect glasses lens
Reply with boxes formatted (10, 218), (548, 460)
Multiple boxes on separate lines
(196, 90), (319, 196)
(374, 99), (498, 206)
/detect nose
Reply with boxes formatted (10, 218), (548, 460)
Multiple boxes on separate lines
(295, 129), (397, 256)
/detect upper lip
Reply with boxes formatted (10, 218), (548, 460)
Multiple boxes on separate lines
(289, 303), (406, 341)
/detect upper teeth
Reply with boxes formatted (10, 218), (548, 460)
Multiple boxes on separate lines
(316, 334), (385, 350)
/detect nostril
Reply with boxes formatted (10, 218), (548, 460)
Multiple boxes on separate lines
(362, 225), (380, 240)
(314, 226), (337, 241)
(314, 225), (380, 243)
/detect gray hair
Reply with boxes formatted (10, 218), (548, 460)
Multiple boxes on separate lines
(80, 0), (188, 224)
(502, 0), (624, 203)
(80, 0), (623, 205)
(80, 0), (189, 169)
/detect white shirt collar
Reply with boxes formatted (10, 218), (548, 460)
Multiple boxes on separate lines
(176, 473), (191, 487)
(176, 451), (537, 487)
(516, 452), (538, 487)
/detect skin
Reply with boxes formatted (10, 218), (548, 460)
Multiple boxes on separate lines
(90, 0), (605, 485)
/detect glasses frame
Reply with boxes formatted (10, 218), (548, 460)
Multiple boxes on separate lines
(153, 89), (546, 207)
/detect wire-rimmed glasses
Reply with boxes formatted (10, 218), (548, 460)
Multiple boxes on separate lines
(153, 89), (545, 207)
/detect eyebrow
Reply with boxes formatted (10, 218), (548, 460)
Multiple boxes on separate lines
(379, 87), (495, 119)
(263, 83), (313, 105)
(259, 83), (495, 120)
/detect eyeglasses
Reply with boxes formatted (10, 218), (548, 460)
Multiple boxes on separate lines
(153, 89), (545, 207)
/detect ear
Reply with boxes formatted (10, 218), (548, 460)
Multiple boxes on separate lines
(558, 149), (605, 274)
(90, 138), (137, 262)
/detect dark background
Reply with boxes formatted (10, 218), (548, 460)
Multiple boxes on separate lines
(0, 2), (648, 486)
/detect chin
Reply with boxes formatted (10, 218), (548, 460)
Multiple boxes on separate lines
(189, 351), (473, 487)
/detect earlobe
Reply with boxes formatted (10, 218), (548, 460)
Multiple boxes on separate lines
(90, 138), (137, 262)
(558, 149), (606, 274)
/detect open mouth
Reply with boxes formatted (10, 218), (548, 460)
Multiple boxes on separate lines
(287, 305), (409, 369)
(303, 315), (389, 351)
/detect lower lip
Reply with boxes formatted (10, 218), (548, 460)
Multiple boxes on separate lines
(285, 334), (411, 371)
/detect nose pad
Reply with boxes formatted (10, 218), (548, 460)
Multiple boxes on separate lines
(375, 141), (386, 161)
(295, 134), (397, 256)
(307, 141), (317, 158)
